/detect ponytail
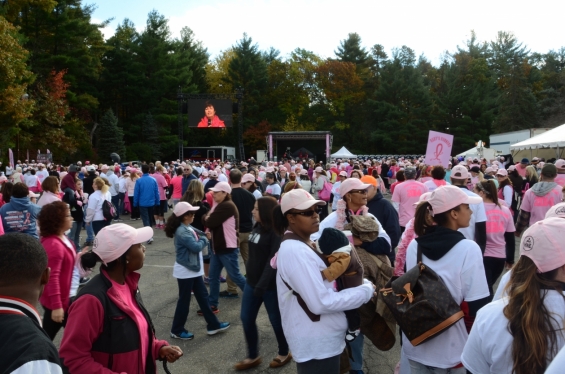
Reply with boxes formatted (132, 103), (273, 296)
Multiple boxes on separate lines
(413, 201), (460, 237)
(476, 180), (500, 207)
(272, 205), (289, 236)
(503, 256), (563, 374)
(164, 213), (183, 238)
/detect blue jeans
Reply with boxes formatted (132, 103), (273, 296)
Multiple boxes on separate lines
(241, 284), (288, 359)
(92, 220), (109, 236)
(85, 219), (95, 242)
(171, 276), (221, 334)
(349, 332), (364, 370)
(139, 206), (155, 228)
(69, 221), (81, 251)
(111, 194), (120, 219)
(118, 192), (125, 214)
(209, 249), (246, 307)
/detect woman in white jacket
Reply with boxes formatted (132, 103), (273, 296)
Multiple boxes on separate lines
(272, 190), (375, 374)
(85, 177), (111, 235)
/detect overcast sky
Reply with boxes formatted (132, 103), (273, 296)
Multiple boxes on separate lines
(90, 0), (562, 66)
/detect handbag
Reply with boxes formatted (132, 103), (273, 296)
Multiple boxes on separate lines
(379, 245), (464, 346)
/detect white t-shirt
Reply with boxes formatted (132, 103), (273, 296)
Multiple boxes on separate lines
(402, 238), (490, 368)
(331, 181), (342, 210)
(493, 270), (512, 301)
(218, 173), (228, 183)
(462, 291), (565, 374)
(276, 238), (373, 363)
(457, 188), (487, 240)
(252, 190), (262, 199)
(546, 343), (565, 374)
(173, 254), (204, 279)
(88, 190), (109, 221)
(24, 174), (38, 188)
(61, 236), (80, 298)
(265, 183), (281, 196)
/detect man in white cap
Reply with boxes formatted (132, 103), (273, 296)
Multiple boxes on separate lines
(450, 165), (487, 252)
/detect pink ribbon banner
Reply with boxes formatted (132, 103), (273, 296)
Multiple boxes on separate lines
(424, 131), (454, 168)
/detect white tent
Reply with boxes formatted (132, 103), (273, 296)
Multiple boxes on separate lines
(510, 124), (565, 151)
(456, 141), (497, 161)
(331, 146), (356, 159)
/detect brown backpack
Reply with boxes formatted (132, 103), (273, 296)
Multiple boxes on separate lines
(379, 245), (463, 346)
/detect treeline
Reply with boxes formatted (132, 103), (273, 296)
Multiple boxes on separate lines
(1, 1), (565, 163)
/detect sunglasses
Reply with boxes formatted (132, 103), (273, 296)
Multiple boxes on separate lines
(289, 209), (318, 217)
(350, 189), (368, 194)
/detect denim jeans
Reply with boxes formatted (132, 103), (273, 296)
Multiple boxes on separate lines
(92, 220), (109, 236)
(349, 332), (364, 370)
(171, 276), (221, 334)
(240, 284), (289, 359)
(118, 192), (125, 214)
(111, 194), (120, 219)
(85, 220), (95, 242)
(408, 360), (466, 374)
(208, 249), (246, 307)
(69, 221), (81, 251)
(296, 354), (340, 374)
(139, 206), (155, 228)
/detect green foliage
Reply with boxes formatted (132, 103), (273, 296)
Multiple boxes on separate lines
(96, 109), (126, 163)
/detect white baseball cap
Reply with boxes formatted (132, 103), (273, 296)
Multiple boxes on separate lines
(281, 189), (325, 214)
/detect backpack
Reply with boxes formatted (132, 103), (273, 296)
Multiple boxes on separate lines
(387, 169), (393, 178)
(318, 180), (333, 201)
(379, 245), (464, 346)
(102, 199), (118, 221)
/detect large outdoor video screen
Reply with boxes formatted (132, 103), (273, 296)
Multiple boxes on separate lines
(188, 99), (233, 128)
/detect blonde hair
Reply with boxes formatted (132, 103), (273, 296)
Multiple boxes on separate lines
(93, 177), (109, 194)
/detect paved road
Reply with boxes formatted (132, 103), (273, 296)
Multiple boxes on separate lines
(52, 203), (519, 373)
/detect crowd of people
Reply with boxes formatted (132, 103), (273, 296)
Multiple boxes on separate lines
(1, 153), (565, 373)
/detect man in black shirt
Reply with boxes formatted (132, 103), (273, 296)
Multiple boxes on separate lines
(0, 233), (62, 373)
(223, 169), (256, 298)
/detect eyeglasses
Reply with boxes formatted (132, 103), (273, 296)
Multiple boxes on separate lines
(289, 209), (318, 217)
(350, 189), (368, 194)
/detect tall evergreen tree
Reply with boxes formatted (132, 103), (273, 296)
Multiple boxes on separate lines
(335, 33), (368, 66)
(142, 112), (160, 160)
(96, 109), (126, 163)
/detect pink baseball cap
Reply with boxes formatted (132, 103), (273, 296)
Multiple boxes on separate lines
(427, 185), (482, 214)
(339, 178), (371, 196)
(208, 170), (218, 178)
(173, 202), (199, 217)
(339, 171), (347, 177)
(279, 166), (287, 172)
(314, 166), (323, 173)
(450, 165), (469, 180)
(496, 169), (508, 177)
(520, 217), (565, 273)
(300, 169), (308, 176)
(413, 191), (433, 206)
(545, 202), (565, 219)
(281, 189), (325, 214)
(101, 164), (109, 170)
(92, 224), (153, 265)
(241, 174), (255, 184)
(507, 165), (516, 172)
(209, 181), (231, 194)
(555, 159), (565, 169)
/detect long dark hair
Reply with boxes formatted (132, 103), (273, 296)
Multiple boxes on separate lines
(256, 196), (278, 233)
(2, 182), (13, 204)
(272, 205), (289, 236)
(503, 256), (563, 374)
(413, 201), (461, 237)
(81, 249), (128, 278)
(164, 211), (192, 238)
(476, 180), (500, 207)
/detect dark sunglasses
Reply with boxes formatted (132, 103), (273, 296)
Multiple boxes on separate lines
(289, 209), (318, 217)
(350, 189), (368, 194)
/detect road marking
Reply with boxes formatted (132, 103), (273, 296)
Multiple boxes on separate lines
(143, 265), (174, 268)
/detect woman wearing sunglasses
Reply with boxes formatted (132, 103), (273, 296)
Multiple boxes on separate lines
(272, 190), (375, 374)
(311, 177), (392, 373)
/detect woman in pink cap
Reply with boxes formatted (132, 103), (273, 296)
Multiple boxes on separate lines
(60, 224), (183, 373)
(242, 173), (262, 199)
(271, 190), (375, 373)
(405, 185), (489, 372)
(462, 217), (565, 374)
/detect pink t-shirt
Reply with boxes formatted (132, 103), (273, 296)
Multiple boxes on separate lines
(520, 185), (563, 226)
(554, 174), (565, 187)
(392, 180), (427, 226)
(170, 176), (184, 199)
(515, 164), (527, 177)
(483, 203), (515, 258)
(152, 173), (168, 201)
(110, 278), (149, 373)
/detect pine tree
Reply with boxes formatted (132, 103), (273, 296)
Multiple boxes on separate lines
(142, 112), (160, 160)
(335, 33), (368, 66)
(96, 109), (126, 163)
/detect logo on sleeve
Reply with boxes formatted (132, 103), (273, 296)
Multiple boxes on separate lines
(555, 206), (565, 216)
(523, 236), (534, 251)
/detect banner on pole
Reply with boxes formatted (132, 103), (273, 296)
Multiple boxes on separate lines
(424, 131), (454, 168)
(9, 149), (14, 169)
(37, 153), (53, 164)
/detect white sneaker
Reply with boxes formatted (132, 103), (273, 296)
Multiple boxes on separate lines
(147, 238), (154, 245)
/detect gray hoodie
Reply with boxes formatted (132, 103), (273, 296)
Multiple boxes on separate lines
(531, 181), (558, 196)
(0, 197), (42, 238)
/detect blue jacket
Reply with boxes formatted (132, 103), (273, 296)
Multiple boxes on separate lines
(133, 174), (159, 208)
(174, 224), (208, 272)
(0, 197), (42, 238)
(181, 174), (197, 196)
(366, 191), (401, 264)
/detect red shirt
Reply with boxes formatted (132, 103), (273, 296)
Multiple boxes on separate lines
(39, 236), (76, 311)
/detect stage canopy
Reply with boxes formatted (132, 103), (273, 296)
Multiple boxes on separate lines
(331, 146), (356, 159)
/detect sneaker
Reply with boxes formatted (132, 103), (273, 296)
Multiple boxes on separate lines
(203, 276), (210, 285)
(79, 277), (91, 285)
(197, 306), (219, 316)
(147, 238), (154, 245)
(170, 331), (194, 340)
(114, 218), (123, 222)
(219, 291), (239, 298)
(219, 276), (227, 283)
(130, 218), (137, 221)
(207, 322), (230, 335)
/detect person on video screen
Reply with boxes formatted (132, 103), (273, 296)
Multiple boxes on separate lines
(197, 101), (226, 128)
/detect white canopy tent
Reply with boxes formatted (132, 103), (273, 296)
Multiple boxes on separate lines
(510, 124), (565, 159)
(331, 146), (357, 159)
(456, 140), (497, 160)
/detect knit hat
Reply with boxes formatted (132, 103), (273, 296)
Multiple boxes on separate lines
(317, 227), (351, 256)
